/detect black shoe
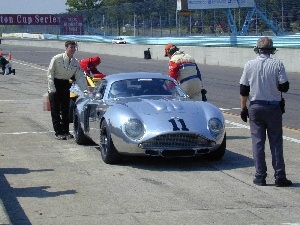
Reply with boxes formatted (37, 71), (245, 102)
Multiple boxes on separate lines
(55, 134), (67, 140)
(12, 69), (15, 75)
(64, 133), (74, 139)
(253, 177), (266, 186)
(275, 178), (292, 187)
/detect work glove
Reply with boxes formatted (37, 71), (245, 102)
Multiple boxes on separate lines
(240, 107), (249, 122)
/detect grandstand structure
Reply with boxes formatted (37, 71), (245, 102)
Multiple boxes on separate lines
(227, 7), (282, 36)
(178, 0), (283, 36)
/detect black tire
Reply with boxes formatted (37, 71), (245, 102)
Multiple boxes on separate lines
(69, 98), (76, 123)
(100, 120), (121, 164)
(204, 133), (226, 160)
(73, 108), (89, 145)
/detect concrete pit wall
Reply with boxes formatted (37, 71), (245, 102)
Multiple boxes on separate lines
(2, 39), (299, 73)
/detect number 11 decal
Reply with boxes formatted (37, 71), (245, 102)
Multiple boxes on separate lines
(168, 118), (189, 131)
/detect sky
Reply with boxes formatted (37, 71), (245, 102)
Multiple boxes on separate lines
(0, 0), (68, 14)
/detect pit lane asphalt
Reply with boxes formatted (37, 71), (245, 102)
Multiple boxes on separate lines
(1, 43), (299, 130)
(0, 44), (299, 225)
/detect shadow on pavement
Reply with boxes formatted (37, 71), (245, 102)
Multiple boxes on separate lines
(94, 146), (254, 172)
(0, 168), (77, 225)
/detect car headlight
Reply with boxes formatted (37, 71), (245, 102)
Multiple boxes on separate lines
(124, 119), (145, 140)
(208, 118), (224, 139)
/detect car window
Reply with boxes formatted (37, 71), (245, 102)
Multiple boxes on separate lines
(137, 79), (172, 96)
(109, 80), (131, 98)
(95, 79), (107, 99)
(108, 78), (184, 98)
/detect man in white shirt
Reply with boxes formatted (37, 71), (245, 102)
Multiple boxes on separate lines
(239, 36), (292, 187)
(47, 41), (88, 140)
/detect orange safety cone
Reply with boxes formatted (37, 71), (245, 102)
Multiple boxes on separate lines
(8, 51), (12, 60)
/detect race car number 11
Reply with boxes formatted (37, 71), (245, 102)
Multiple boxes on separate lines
(168, 118), (189, 131)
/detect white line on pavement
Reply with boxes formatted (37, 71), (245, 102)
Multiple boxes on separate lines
(225, 120), (300, 143)
(0, 131), (54, 135)
(13, 60), (47, 71)
(0, 99), (41, 102)
(0, 120), (299, 144)
(219, 108), (231, 111)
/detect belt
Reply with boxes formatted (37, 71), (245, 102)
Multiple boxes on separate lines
(250, 100), (280, 105)
(54, 78), (69, 81)
(180, 75), (199, 84)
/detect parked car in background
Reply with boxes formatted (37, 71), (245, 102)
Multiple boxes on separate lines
(111, 37), (126, 44)
(73, 72), (226, 164)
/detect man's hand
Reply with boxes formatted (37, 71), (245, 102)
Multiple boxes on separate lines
(240, 107), (249, 122)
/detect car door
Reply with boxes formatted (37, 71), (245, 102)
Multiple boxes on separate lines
(89, 80), (108, 143)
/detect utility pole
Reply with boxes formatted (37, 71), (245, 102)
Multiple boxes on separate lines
(281, 0), (284, 32)
(134, 14), (136, 36)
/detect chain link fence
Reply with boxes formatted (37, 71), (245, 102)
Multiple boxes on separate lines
(70, 0), (300, 36)
(1, 1), (299, 36)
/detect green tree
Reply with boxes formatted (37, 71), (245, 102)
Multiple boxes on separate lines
(65, 0), (103, 12)
(101, 0), (137, 6)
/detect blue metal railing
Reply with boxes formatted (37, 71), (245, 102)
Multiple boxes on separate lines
(43, 34), (300, 48)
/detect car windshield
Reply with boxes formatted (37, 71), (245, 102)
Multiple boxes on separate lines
(108, 78), (185, 98)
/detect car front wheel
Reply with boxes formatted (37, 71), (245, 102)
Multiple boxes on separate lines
(204, 133), (226, 160)
(100, 120), (121, 164)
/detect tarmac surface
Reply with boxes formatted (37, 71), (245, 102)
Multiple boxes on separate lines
(0, 44), (299, 225)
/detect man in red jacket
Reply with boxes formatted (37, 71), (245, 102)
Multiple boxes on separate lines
(164, 44), (207, 101)
(79, 56), (105, 79)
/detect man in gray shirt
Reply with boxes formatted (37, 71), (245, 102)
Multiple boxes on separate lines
(239, 36), (292, 187)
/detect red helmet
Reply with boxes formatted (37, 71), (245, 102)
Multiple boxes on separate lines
(91, 56), (101, 65)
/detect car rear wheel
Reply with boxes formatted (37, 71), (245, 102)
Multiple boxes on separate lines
(204, 133), (226, 160)
(100, 120), (121, 164)
(73, 108), (89, 145)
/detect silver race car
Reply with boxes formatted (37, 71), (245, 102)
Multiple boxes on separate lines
(73, 72), (226, 164)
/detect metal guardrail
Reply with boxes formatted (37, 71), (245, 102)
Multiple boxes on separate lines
(42, 34), (300, 48)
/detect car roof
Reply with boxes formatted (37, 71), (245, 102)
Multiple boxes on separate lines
(105, 72), (172, 83)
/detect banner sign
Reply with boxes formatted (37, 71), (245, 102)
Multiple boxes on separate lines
(188, 0), (255, 9)
(60, 15), (83, 35)
(0, 14), (84, 35)
(0, 14), (59, 25)
(177, 0), (255, 10)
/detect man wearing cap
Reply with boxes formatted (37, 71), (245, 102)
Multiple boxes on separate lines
(164, 43), (207, 101)
(239, 36), (292, 187)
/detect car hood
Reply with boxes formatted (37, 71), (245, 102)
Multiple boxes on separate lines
(106, 96), (224, 142)
(121, 97), (202, 115)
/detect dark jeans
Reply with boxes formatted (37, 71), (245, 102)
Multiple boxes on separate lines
(49, 79), (71, 136)
(249, 103), (286, 179)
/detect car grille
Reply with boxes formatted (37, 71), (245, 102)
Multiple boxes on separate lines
(140, 133), (214, 149)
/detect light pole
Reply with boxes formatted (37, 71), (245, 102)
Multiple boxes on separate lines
(281, 0), (284, 32)
(133, 14), (137, 36)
